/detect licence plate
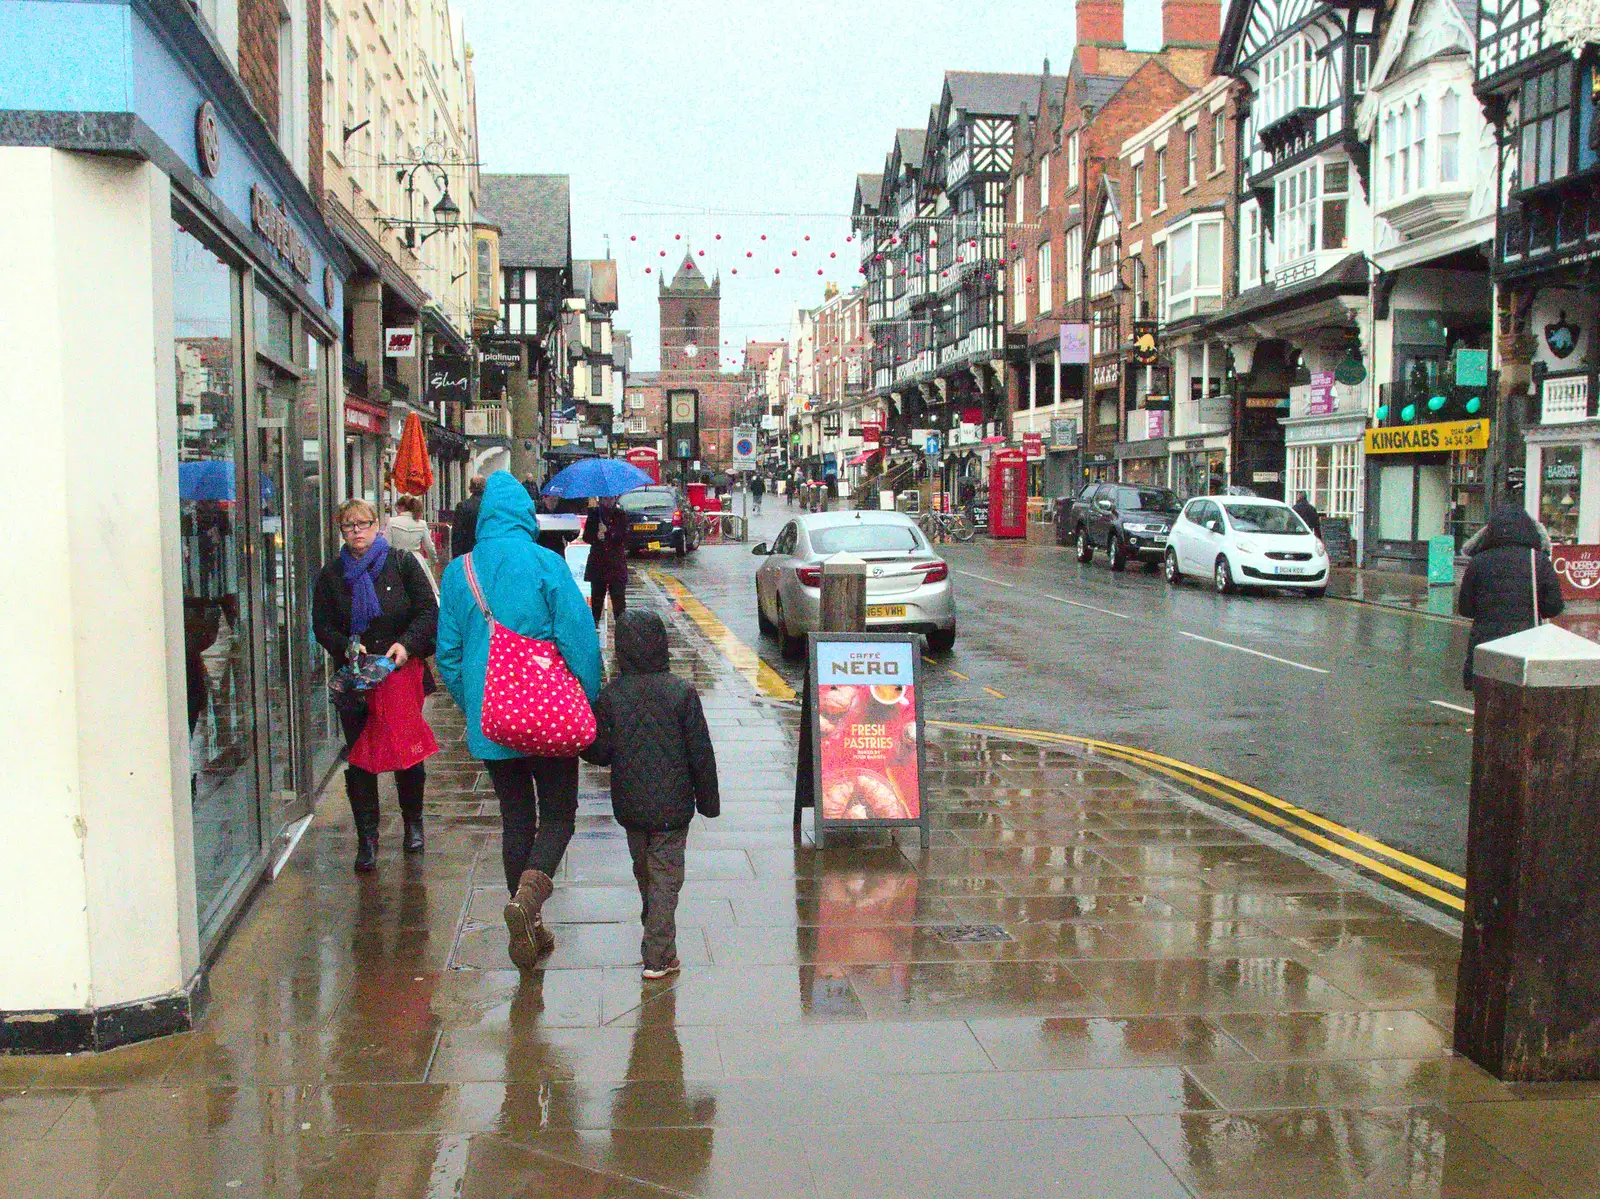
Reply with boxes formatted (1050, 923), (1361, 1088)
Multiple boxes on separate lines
(1276, 565), (1307, 576)
(866, 604), (907, 619)
(636, 522), (658, 531)
(647, 541), (662, 551)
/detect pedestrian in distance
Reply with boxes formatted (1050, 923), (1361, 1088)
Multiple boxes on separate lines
(536, 491), (576, 558)
(386, 493), (439, 599)
(1457, 503), (1565, 690)
(583, 496), (630, 624)
(582, 609), (719, 980)
(313, 498), (440, 872)
(450, 474), (487, 559)
(1291, 492), (1322, 538)
(436, 473), (602, 968)
(749, 473), (765, 515)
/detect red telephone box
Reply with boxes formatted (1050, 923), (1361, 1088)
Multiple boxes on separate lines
(624, 446), (660, 484)
(989, 448), (1027, 539)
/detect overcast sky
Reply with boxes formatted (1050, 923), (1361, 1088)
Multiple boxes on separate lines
(455, 1), (1167, 371)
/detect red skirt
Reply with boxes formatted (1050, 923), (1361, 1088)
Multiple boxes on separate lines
(348, 657), (439, 774)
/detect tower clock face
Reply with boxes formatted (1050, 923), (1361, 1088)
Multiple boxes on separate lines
(682, 343), (699, 359)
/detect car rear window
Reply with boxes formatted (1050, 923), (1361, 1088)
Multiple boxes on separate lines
(1225, 504), (1308, 534)
(619, 488), (676, 512)
(1118, 487), (1180, 513)
(810, 523), (923, 554)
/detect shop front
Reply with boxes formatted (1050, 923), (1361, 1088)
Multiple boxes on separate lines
(1363, 418), (1491, 572)
(1525, 432), (1600, 547)
(2, 2), (350, 1048)
(1169, 435), (1229, 499)
(1283, 412), (1367, 561)
(344, 396), (389, 506)
(1118, 439), (1171, 488)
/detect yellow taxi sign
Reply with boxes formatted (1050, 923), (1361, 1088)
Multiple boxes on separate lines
(1365, 418), (1490, 455)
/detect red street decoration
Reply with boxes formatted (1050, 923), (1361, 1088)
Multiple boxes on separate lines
(830, 252), (837, 258)
(630, 234), (637, 241)
(760, 233), (767, 240)
(816, 269), (823, 275)
(746, 251), (753, 257)
(846, 235), (854, 242)
(675, 233), (682, 240)
(391, 411), (433, 496)
(645, 267), (652, 274)
(774, 267), (781, 274)
(731, 268), (737, 274)
(659, 249), (666, 256)
(1010, 241), (1018, 250)
(969, 239), (978, 247)
(915, 254), (923, 262)
(804, 234), (810, 241)
(698, 249), (705, 256)
(941, 271), (948, 277)
(715, 233), (722, 240)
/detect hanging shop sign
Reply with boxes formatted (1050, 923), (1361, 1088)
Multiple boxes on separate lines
(1364, 418), (1490, 455)
(249, 185), (312, 280)
(807, 633), (928, 850)
(1130, 321), (1160, 366)
(385, 327), (418, 357)
(344, 400), (386, 435)
(1059, 322), (1091, 365)
(426, 355), (470, 405)
(1308, 371), (1336, 416)
(1023, 432), (1044, 460)
(195, 101), (221, 178)
(479, 337), (523, 368)
(1050, 417), (1079, 447)
(1552, 545), (1600, 602)
(861, 421), (883, 444)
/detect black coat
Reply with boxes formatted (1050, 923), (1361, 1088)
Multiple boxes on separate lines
(1292, 498), (1322, 537)
(1458, 506), (1564, 687)
(312, 549), (438, 663)
(583, 506), (630, 585)
(582, 610), (719, 830)
(450, 493), (482, 558)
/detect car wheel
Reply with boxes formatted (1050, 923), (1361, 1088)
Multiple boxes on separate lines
(756, 586), (775, 634)
(674, 532), (687, 558)
(1107, 534), (1127, 572)
(1214, 556), (1237, 595)
(1165, 549), (1183, 587)
(1306, 587), (1326, 599)
(776, 600), (805, 660)
(927, 626), (956, 654)
(1075, 528), (1093, 564)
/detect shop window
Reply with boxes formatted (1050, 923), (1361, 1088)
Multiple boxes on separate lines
(1540, 445), (1582, 544)
(1518, 61), (1574, 192)
(1164, 217), (1222, 321)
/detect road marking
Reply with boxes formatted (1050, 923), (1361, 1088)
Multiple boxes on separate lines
(953, 569), (1015, 588)
(948, 669), (970, 681)
(923, 655), (937, 665)
(933, 720), (1465, 912)
(1040, 592), (1133, 621)
(1431, 700), (1475, 715)
(982, 686), (1006, 699)
(649, 570), (795, 701)
(1178, 631), (1330, 675)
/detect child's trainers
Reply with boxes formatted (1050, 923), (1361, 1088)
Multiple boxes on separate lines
(641, 958), (681, 980)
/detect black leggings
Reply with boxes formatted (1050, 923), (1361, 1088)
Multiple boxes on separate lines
(346, 763), (425, 828)
(484, 756), (580, 894)
(590, 577), (626, 623)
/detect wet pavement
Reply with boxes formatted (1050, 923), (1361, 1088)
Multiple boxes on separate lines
(7, 557), (1600, 1196)
(688, 504), (1480, 876)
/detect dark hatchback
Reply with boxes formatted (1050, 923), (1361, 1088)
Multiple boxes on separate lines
(619, 486), (699, 557)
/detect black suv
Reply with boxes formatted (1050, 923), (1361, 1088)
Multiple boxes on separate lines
(619, 486), (699, 557)
(1058, 483), (1183, 572)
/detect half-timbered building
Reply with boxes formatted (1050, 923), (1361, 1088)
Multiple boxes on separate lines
(1474, 0), (1600, 543)
(1207, 0), (1382, 513)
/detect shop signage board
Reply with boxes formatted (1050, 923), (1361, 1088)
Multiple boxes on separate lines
(1059, 322), (1091, 364)
(1365, 419), (1490, 454)
(1131, 321), (1160, 365)
(384, 328), (417, 357)
(808, 633), (928, 850)
(249, 185), (312, 280)
(1050, 417), (1078, 446)
(1552, 545), (1600, 602)
(1308, 371), (1336, 416)
(426, 355), (470, 405)
(344, 401), (385, 435)
(479, 338), (522, 368)
(1023, 432), (1044, 460)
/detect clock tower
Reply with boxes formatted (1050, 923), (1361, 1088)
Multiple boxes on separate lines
(659, 253), (720, 374)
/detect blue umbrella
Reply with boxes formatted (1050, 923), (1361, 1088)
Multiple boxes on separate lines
(541, 457), (654, 499)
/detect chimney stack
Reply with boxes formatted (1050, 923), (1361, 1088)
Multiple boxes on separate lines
(1161, 0), (1221, 49)
(1075, 0), (1124, 72)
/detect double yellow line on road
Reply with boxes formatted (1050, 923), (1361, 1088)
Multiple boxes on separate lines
(651, 570), (796, 700)
(932, 720), (1466, 912)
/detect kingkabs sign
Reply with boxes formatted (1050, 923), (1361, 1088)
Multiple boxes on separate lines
(1365, 419), (1490, 454)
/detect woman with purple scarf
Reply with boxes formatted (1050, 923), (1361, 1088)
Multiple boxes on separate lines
(313, 498), (440, 872)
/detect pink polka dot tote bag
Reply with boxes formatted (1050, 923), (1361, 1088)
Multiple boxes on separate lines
(462, 554), (596, 757)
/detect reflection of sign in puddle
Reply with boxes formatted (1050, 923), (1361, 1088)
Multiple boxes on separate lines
(930, 924), (1014, 944)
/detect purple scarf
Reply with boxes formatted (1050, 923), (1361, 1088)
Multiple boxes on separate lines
(340, 536), (390, 636)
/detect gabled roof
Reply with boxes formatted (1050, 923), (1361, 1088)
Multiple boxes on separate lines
(855, 173), (883, 209)
(1077, 71), (1132, 113)
(897, 128), (927, 171)
(478, 174), (571, 269)
(945, 71), (1055, 116)
(666, 253), (712, 291)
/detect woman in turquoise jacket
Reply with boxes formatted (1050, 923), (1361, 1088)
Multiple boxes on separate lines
(437, 471), (602, 969)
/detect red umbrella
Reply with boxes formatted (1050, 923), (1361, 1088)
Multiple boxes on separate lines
(391, 411), (433, 496)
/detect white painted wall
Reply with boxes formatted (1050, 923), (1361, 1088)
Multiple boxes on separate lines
(0, 149), (196, 1012)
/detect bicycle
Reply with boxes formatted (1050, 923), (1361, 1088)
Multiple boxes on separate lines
(695, 510), (748, 543)
(917, 509), (976, 543)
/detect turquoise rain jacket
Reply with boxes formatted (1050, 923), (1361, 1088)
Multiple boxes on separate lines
(436, 472), (603, 760)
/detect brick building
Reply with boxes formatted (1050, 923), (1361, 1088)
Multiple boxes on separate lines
(653, 254), (744, 475)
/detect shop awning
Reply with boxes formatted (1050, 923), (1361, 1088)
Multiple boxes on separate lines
(845, 448), (882, 467)
(981, 435), (1007, 446)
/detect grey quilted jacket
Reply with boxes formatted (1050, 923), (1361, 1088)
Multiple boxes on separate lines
(583, 610), (720, 830)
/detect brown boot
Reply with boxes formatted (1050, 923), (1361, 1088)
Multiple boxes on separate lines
(504, 869), (555, 969)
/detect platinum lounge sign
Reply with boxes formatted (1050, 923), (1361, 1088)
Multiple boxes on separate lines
(250, 185), (312, 281)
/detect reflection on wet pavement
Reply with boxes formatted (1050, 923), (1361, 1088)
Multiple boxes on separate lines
(6, 570), (1599, 1198)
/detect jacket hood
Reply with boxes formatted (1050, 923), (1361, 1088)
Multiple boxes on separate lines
(616, 609), (670, 674)
(473, 471), (538, 544)
(1485, 504), (1544, 551)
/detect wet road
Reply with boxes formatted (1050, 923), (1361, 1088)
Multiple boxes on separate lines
(644, 503), (1474, 875)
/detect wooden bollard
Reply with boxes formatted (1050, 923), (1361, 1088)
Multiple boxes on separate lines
(820, 552), (866, 632)
(1455, 622), (1600, 1080)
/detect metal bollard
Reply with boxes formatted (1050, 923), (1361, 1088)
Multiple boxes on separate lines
(820, 552), (866, 632)
(1455, 622), (1600, 1080)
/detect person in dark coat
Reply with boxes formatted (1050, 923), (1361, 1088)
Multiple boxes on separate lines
(582, 609), (719, 978)
(583, 497), (630, 623)
(313, 498), (440, 871)
(1292, 492), (1322, 537)
(1457, 504), (1565, 689)
(450, 474), (486, 559)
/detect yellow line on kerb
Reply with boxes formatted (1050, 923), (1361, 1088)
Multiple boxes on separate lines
(651, 570), (795, 701)
(932, 719), (1466, 911)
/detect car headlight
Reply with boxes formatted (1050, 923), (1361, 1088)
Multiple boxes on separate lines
(1125, 522), (1167, 534)
(1315, 538), (1327, 558)
(1233, 537), (1261, 555)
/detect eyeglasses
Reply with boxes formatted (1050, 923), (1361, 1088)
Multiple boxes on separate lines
(339, 519), (377, 533)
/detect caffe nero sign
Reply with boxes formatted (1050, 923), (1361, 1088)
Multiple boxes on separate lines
(426, 355), (471, 405)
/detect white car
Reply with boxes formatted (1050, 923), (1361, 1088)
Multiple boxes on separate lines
(753, 511), (957, 657)
(1164, 496), (1329, 596)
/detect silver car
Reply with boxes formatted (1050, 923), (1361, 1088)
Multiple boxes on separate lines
(752, 511), (957, 657)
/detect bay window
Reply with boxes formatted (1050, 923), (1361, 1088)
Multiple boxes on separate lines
(1517, 61), (1574, 191)
(1259, 35), (1312, 128)
(1321, 160), (1348, 250)
(1163, 217), (1223, 321)
(1412, 97), (1427, 189)
(1276, 162), (1318, 263)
